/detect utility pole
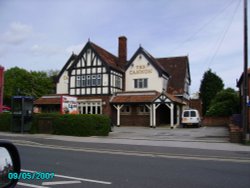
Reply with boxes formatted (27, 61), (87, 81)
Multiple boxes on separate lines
(0, 65), (4, 113)
(243, 0), (249, 142)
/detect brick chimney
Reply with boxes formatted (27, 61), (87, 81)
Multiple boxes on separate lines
(118, 36), (127, 65)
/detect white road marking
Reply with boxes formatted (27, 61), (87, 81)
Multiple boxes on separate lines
(0, 139), (41, 145)
(16, 143), (250, 163)
(22, 169), (112, 185)
(17, 182), (49, 188)
(42, 180), (81, 185)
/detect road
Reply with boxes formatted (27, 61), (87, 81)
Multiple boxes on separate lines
(0, 132), (249, 188)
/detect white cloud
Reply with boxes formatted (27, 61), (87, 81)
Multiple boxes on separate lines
(1, 22), (33, 45)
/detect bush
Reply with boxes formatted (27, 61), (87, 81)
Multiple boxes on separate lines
(0, 113), (11, 131)
(31, 114), (110, 136)
(206, 88), (240, 117)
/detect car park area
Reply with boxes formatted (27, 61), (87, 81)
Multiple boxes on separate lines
(110, 126), (229, 143)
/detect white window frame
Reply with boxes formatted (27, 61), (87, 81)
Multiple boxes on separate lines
(76, 76), (81, 87)
(121, 105), (131, 115)
(134, 78), (148, 88)
(97, 74), (102, 86)
(92, 75), (96, 86)
(78, 101), (102, 114)
(137, 105), (149, 114)
(115, 76), (121, 88)
(81, 76), (85, 87)
(86, 75), (91, 86)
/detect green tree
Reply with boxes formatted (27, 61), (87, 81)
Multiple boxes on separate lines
(3, 67), (55, 106)
(206, 88), (240, 116)
(199, 69), (224, 115)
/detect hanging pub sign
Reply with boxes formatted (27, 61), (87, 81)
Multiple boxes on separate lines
(61, 96), (79, 114)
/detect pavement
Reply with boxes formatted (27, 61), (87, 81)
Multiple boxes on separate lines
(0, 126), (250, 152)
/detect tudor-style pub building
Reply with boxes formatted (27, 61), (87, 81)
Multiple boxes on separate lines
(56, 37), (127, 116)
(36, 36), (191, 128)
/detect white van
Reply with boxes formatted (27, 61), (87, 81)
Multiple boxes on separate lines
(181, 109), (201, 128)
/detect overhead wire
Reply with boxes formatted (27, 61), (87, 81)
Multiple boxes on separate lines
(206, 0), (241, 69)
(169, 0), (237, 54)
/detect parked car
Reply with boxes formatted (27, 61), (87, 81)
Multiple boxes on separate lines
(181, 109), (201, 128)
(1, 105), (11, 113)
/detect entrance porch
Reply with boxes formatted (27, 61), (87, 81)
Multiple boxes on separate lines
(110, 91), (184, 128)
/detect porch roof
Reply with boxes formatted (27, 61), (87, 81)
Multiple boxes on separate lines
(34, 95), (62, 105)
(110, 91), (184, 104)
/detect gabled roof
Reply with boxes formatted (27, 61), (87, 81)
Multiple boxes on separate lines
(157, 56), (190, 95)
(56, 53), (77, 83)
(89, 42), (124, 72)
(126, 47), (169, 77)
(69, 41), (125, 73)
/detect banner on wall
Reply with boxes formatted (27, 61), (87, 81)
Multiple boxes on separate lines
(61, 96), (79, 114)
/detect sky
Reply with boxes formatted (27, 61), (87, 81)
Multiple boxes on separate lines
(0, 0), (248, 93)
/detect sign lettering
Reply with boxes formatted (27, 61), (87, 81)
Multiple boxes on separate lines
(129, 65), (153, 75)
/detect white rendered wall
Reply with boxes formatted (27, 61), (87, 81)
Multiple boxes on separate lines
(126, 53), (165, 92)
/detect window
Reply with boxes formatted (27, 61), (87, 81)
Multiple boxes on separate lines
(134, 79), (148, 88)
(76, 76), (81, 87)
(97, 74), (102, 86)
(183, 111), (189, 117)
(190, 111), (196, 117)
(87, 75), (91, 86)
(76, 74), (101, 87)
(121, 105), (131, 114)
(78, 101), (102, 114)
(92, 75), (96, 86)
(115, 76), (121, 88)
(81, 76), (85, 87)
(137, 105), (149, 114)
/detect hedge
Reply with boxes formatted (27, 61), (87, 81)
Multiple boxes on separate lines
(0, 113), (110, 136)
(0, 113), (11, 132)
(31, 113), (110, 136)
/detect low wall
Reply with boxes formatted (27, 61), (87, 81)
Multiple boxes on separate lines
(202, 116), (231, 126)
(228, 124), (243, 143)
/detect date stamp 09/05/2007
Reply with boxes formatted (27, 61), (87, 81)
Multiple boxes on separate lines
(8, 172), (55, 180)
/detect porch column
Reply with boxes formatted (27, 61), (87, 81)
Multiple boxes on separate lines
(152, 104), (160, 128)
(170, 103), (174, 129)
(146, 104), (153, 127)
(113, 104), (123, 126)
(176, 105), (180, 126)
(165, 103), (174, 129)
(152, 104), (156, 127)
